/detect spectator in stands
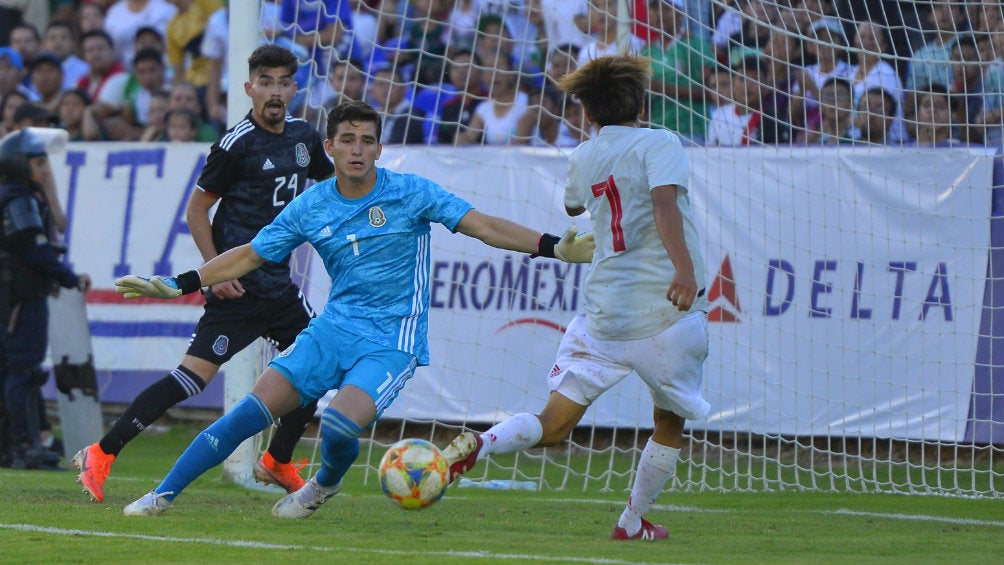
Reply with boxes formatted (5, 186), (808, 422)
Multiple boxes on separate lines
(449, 0), (483, 49)
(950, 33), (989, 144)
(905, 83), (961, 146)
(0, 48), (34, 101)
(802, 18), (853, 96)
(458, 54), (529, 144)
(78, 30), (132, 139)
(850, 20), (906, 142)
(800, 76), (855, 144)
(165, 0), (223, 95)
(43, 22), (89, 90)
(905, 0), (965, 91)
(79, 2), (108, 34)
(706, 57), (763, 146)
(165, 107), (199, 142)
(57, 88), (102, 141)
(438, 50), (489, 144)
(472, 14), (512, 70)
(166, 80), (218, 142)
(11, 102), (55, 130)
(544, 43), (579, 88)
(976, 37), (1004, 152)
(303, 58), (368, 132)
(104, 0), (177, 69)
(759, 28), (806, 144)
(28, 53), (65, 114)
(644, 0), (715, 145)
(538, 0), (591, 53)
(9, 23), (42, 88)
(515, 85), (589, 147)
(720, 0), (773, 66)
(853, 86), (897, 145)
(134, 25), (167, 55)
(139, 90), (170, 141)
(577, 0), (646, 68)
(370, 65), (428, 144)
(121, 48), (167, 138)
(200, 5), (228, 125)
(789, 0), (837, 37)
(280, 0), (354, 113)
(0, 92), (29, 138)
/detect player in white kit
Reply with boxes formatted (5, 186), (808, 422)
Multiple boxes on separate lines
(442, 54), (710, 541)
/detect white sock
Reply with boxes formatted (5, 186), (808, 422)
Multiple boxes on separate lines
(617, 438), (680, 535)
(478, 413), (543, 460)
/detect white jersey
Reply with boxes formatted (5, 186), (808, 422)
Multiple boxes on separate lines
(565, 126), (706, 340)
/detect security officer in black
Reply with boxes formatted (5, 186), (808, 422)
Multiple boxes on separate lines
(0, 128), (91, 469)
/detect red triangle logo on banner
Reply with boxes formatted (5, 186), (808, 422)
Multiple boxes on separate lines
(708, 255), (741, 323)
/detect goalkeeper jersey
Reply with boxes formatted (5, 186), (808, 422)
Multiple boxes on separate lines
(564, 125), (707, 341)
(196, 112), (333, 299)
(251, 167), (473, 365)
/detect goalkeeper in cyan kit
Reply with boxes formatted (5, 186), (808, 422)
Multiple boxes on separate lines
(73, 44), (334, 502)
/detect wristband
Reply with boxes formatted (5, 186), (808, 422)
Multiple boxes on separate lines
(174, 270), (202, 295)
(532, 233), (560, 259)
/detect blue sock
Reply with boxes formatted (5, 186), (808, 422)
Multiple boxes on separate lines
(155, 394), (274, 501)
(315, 408), (362, 488)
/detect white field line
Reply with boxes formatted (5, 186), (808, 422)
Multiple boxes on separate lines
(0, 523), (697, 565)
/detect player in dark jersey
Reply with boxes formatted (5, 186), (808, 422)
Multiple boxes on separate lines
(72, 44), (335, 503)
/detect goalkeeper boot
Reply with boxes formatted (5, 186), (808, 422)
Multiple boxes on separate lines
(272, 476), (341, 519)
(123, 491), (173, 516)
(610, 517), (669, 541)
(254, 451), (307, 493)
(73, 443), (116, 503)
(442, 431), (483, 484)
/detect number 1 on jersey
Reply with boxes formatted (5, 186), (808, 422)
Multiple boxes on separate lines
(591, 175), (626, 252)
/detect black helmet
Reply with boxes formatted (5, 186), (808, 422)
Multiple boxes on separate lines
(0, 127), (67, 183)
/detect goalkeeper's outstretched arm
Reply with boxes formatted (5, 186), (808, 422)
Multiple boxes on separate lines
(115, 244), (265, 299)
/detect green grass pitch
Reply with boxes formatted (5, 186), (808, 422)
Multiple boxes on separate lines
(1, 423), (1001, 565)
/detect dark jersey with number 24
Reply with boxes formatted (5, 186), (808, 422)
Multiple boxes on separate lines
(196, 112), (334, 299)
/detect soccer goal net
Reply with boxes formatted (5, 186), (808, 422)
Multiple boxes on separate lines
(223, 0), (1004, 498)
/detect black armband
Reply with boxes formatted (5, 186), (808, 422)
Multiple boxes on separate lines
(532, 233), (560, 259)
(174, 270), (203, 295)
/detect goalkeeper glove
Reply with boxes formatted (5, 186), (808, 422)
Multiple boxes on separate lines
(535, 228), (594, 263)
(115, 270), (202, 299)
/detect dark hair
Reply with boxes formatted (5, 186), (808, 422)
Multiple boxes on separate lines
(166, 108), (199, 130)
(45, 21), (75, 37)
(11, 22), (41, 41)
(133, 47), (164, 68)
(331, 57), (364, 71)
(60, 88), (92, 107)
(558, 55), (649, 126)
(859, 86), (898, 117)
(80, 29), (114, 48)
(134, 26), (163, 42)
(906, 82), (957, 119)
(326, 100), (382, 141)
(248, 44), (298, 76)
(819, 76), (853, 95)
(952, 33), (980, 55)
(550, 43), (581, 59)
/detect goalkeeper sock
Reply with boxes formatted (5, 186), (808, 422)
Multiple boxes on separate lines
(155, 394), (273, 501)
(99, 367), (206, 456)
(617, 438), (680, 535)
(267, 400), (317, 463)
(480, 413), (543, 459)
(315, 408), (362, 488)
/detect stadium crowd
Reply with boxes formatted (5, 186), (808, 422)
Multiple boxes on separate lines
(0, 0), (1000, 151)
(0, 0), (1001, 471)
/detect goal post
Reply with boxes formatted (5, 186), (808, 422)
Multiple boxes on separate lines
(218, 0), (1004, 498)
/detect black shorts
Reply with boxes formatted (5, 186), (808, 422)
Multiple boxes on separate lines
(186, 285), (313, 365)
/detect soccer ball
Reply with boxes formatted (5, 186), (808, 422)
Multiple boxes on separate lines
(379, 438), (449, 510)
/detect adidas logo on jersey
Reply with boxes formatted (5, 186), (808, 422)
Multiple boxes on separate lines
(262, 158), (275, 170)
(319, 226), (332, 237)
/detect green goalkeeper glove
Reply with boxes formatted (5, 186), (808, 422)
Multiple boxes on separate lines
(115, 270), (201, 299)
(554, 228), (594, 263)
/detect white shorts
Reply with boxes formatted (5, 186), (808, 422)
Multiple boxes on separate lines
(547, 311), (710, 421)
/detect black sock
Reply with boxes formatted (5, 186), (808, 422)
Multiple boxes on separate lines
(99, 366), (206, 456)
(266, 399), (318, 463)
